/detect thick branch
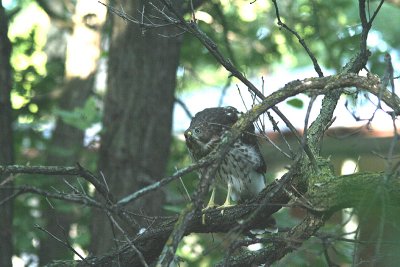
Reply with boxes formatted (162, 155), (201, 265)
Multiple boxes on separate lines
(78, 169), (295, 266)
(308, 172), (400, 211)
(0, 165), (83, 176)
(75, 169), (399, 266)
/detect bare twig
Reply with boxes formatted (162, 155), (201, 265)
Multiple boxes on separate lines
(35, 224), (91, 265)
(175, 97), (192, 119)
(271, 0), (324, 78)
(346, 0), (384, 73)
(176, 167), (191, 202)
(0, 164), (113, 203)
(157, 146), (223, 266)
(271, 106), (302, 145)
(0, 185), (102, 208)
(99, 171), (109, 192)
(98, 1), (181, 31)
(216, 213), (326, 266)
(259, 131), (292, 160)
(266, 111), (295, 158)
(302, 95), (319, 170)
(116, 157), (210, 206)
(321, 238), (340, 267)
(106, 211), (149, 267)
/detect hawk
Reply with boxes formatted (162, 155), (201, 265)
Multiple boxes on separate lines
(184, 106), (266, 212)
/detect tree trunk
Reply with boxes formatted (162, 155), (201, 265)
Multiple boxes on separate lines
(90, 0), (183, 254)
(0, 2), (14, 266)
(38, 1), (106, 264)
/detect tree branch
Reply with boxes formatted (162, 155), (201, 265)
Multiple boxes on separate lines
(73, 169), (399, 266)
(0, 164), (114, 204)
(271, 0), (324, 77)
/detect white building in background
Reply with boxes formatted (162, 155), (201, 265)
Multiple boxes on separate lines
(173, 66), (399, 134)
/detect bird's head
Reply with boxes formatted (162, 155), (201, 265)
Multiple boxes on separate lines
(184, 106), (239, 160)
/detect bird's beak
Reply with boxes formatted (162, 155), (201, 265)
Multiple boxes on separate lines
(184, 130), (192, 140)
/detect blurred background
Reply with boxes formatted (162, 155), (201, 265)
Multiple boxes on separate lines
(1, 0), (399, 266)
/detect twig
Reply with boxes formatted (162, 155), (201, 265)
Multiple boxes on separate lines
(270, 0), (324, 164)
(0, 164), (114, 204)
(35, 224), (91, 265)
(321, 237), (340, 267)
(0, 173), (15, 186)
(159, 0), (320, 160)
(271, 0), (324, 78)
(175, 97), (192, 119)
(215, 213), (326, 266)
(160, 0), (266, 100)
(189, 0), (196, 21)
(302, 95), (319, 170)
(158, 0), (308, 157)
(237, 85), (248, 111)
(266, 110), (296, 155)
(305, 0), (384, 158)
(259, 131), (292, 159)
(271, 106), (302, 144)
(157, 152), (222, 266)
(176, 167), (191, 202)
(98, 1), (181, 31)
(99, 171), (109, 192)
(0, 185), (103, 209)
(346, 0), (384, 73)
(116, 157), (211, 206)
(106, 211), (149, 267)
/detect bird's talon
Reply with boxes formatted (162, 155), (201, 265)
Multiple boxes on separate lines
(202, 204), (217, 212)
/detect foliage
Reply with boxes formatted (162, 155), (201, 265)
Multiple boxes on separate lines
(3, 0), (400, 266)
(178, 1), (400, 91)
(54, 97), (101, 131)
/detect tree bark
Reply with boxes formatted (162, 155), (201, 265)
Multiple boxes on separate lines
(75, 169), (399, 266)
(90, 0), (183, 254)
(38, 1), (106, 264)
(0, 2), (14, 266)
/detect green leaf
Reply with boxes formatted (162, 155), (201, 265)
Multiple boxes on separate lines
(55, 97), (101, 130)
(287, 98), (304, 109)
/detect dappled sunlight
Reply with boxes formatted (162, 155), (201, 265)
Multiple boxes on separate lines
(8, 3), (49, 41)
(65, 0), (106, 79)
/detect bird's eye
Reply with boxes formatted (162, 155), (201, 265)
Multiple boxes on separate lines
(194, 128), (201, 134)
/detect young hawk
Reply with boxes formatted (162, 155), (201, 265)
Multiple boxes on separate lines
(184, 106), (266, 211)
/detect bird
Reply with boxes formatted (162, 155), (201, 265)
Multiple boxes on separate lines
(184, 106), (266, 214)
